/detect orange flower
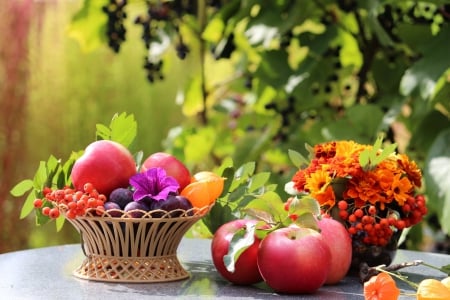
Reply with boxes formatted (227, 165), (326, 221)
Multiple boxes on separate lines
(417, 279), (450, 300)
(364, 272), (400, 300)
(397, 153), (422, 188)
(391, 173), (413, 206)
(304, 168), (332, 195)
(312, 185), (336, 207)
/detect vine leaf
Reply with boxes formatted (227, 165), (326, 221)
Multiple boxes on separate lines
(67, 0), (108, 52)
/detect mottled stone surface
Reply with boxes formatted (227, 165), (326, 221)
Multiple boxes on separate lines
(1, 238), (449, 299)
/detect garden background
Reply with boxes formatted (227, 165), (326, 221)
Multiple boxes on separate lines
(0, 0), (449, 254)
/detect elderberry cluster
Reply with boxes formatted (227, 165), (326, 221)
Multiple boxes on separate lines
(102, 0), (229, 83)
(102, 0), (128, 53)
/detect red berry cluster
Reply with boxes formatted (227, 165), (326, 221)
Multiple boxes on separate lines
(33, 183), (106, 219)
(335, 194), (428, 246)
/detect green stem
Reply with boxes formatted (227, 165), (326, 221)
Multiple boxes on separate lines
(421, 261), (450, 275)
(375, 266), (419, 290)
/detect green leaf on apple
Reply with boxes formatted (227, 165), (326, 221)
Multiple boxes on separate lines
(223, 224), (256, 273)
(96, 112), (137, 148)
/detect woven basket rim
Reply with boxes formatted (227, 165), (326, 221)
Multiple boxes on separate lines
(56, 202), (213, 221)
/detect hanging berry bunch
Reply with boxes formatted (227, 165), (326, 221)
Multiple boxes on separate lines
(102, 0), (226, 83)
(102, 0), (128, 53)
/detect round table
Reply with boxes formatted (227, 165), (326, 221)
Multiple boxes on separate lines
(0, 238), (449, 299)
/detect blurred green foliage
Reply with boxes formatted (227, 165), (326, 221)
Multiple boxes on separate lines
(82, 0), (448, 250)
(2, 0), (450, 252)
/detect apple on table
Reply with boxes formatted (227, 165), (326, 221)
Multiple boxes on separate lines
(318, 216), (352, 285)
(257, 226), (332, 294)
(211, 219), (263, 285)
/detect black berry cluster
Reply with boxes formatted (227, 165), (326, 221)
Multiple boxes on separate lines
(102, 0), (128, 53)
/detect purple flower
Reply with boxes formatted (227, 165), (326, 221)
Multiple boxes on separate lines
(129, 167), (179, 202)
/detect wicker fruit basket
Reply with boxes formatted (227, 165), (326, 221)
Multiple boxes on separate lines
(65, 206), (210, 283)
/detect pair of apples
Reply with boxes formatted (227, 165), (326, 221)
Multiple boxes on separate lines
(211, 217), (353, 294)
(70, 140), (191, 197)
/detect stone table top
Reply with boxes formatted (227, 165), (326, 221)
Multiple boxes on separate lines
(1, 238), (449, 299)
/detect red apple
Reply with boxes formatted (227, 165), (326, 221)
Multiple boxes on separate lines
(318, 217), (352, 285)
(71, 140), (136, 197)
(211, 219), (263, 285)
(141, 152), (191, 191)
(257, 226), (331, 294)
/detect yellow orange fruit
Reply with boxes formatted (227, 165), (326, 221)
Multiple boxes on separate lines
(192, 171), (223, 182)
(180, 171), (225, 212)
(417, 279), (450, 300)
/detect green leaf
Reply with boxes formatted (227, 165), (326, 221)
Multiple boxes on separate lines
(182, 76), (204, 117)
(223, 225), (256, 272)
(244, 191), (286, 224)
(67, 0), (108, 52)
(289, 195), (321, 217)
(108, 112), (138, 148)
(10, 179), (34, 197)
(439, 264), (450, 276)
(424, 129), (450, 233)
(247, 172), (271, 193)
(95, 124), (111, 140)
(294, 212), (319, 231)
(400, 26), (450, 99)
(359, 149), (371, 170)
(288, 149), (309, 168)
(20, 191), (38, 219)
(55, 215), (65, 232)
(33, 161), (48, 189)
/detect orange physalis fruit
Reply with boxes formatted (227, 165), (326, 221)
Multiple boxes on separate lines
(180, 171), (225, 212)
(363, 272), (400, 300)
(417, 279), (450, 300)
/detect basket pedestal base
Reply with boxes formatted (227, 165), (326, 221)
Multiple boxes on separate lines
(73, 253), (190, 283)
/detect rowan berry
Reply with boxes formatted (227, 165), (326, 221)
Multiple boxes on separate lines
(379, 218), (389, 228)
(354, 208), (364, 218)
(395, 220), (406, 230)
(402, 204), (411, 213)
(339, 210), (349, 220)
(49, 208), (60, 219)
(33, 198), (43, 208)
(42, 206), (51, 216)
(338, 200), (348, 210)
(348, 226), (357, 235)
(368, 205), (377, 215)
(83, 182), (94, 194)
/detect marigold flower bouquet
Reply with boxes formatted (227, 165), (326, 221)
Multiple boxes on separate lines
(285, 137), (428, 270)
